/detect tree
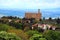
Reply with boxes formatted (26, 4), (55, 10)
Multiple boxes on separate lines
(1, 16), (19, 19)
(14, 23), (23, 29)
(43, 17), (45, 20)
(9, 22), (23, 29)
(30, 18), (35, 23)
(56, 18), (60, 24)
(49, 17), (52, 21)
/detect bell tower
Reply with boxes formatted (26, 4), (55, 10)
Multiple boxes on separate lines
(38, 9), (40, 13)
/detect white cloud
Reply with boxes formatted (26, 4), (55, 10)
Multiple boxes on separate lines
(0, 0), (60, 9)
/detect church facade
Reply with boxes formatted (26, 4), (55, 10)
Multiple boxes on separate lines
(25, 9), (42, 21)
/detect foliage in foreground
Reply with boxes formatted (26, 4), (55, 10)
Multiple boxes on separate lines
(0, 23), (15, 31)
(28, 30), (60, 40)
(29, 34), (46, 40)
(8, 29), (29, 40)
(0, 23), (60, 40)
(26, 30), (40, 37)
(0, 31), (21, 40)
(43, 30), (60, 40)
(26, 30), (46, 40)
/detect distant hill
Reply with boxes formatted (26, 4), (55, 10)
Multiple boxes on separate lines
(0, 8), (60, 18)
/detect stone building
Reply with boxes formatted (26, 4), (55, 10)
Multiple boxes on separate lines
(25, 9), (42, 21)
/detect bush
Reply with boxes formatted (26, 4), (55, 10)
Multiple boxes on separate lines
(43, 30), (60, 40)
(26, 30), (40, 37)
(8, 29), (29, 40)
(9, 22), (23, 29)
(39, 38), (47, 40)
(29, 34), (46, 40)
(0, 24), (14, 31)
(0, 31), (21, 40)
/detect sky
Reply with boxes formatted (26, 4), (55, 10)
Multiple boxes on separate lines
(0, 0), (60, 18)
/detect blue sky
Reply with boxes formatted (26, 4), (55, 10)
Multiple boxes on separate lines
(0, 0), (60, 18)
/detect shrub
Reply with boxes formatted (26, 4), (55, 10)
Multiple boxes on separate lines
(39, 38), (47, 40)
(0, 31), (21, 40)
(29, 34), (46, 40)
(0, 24), (14, 31)
(43, 30), (60, 40)
(26, 30), (39, 37)
(8, 29), (29, 40)
(9, 22), (23, 29)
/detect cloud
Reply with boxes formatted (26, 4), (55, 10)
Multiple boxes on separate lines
(0, 0), (60, 18)
(0, 0), (60, 9)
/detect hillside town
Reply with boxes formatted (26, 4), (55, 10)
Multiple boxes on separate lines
(0, 9), (60, 40)
(0, 9), (60, 31)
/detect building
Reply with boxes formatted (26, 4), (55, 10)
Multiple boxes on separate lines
(38, 24), (56, 30)
(25, 9), (42, 21)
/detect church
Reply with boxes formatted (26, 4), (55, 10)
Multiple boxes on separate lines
(25, 9), (42, 21)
